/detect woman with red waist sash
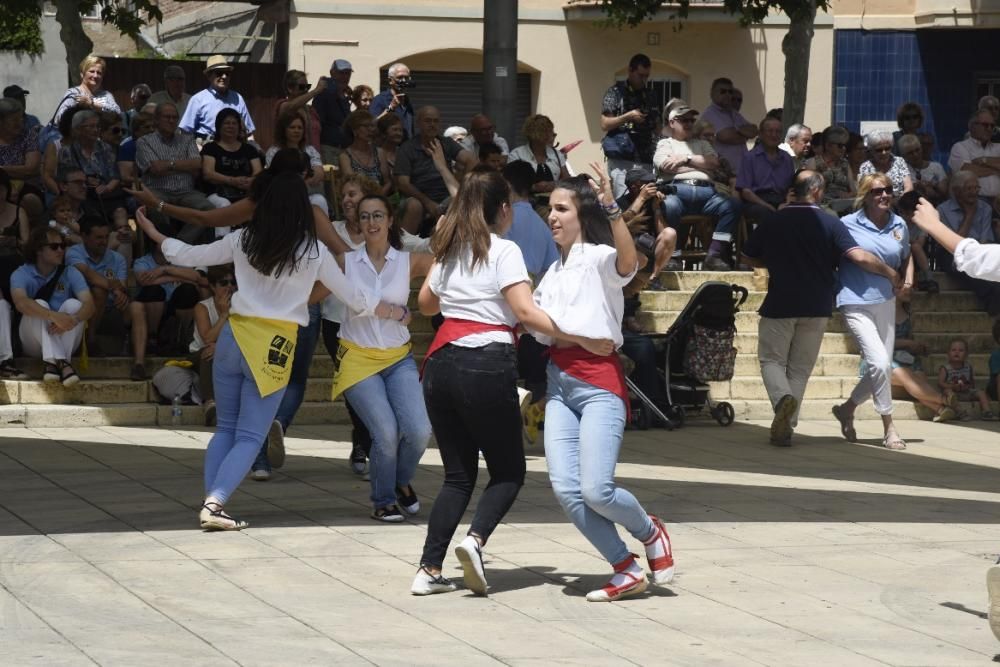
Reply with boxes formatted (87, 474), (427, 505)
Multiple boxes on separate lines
(531, 166), (674, 602)
(411, 168), (614, 597)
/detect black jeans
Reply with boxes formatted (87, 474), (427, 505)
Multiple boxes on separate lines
(516, 333), (548, 401)
(420, 343), (526, 568)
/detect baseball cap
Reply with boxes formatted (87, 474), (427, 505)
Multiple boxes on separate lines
(3, 85), (28, 98)
(625, 166), (655, 185)
(332, 59), (353, 72)
(668, 104), (698, 121)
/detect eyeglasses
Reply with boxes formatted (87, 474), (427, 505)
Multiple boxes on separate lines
(45, 242), (67, 251)
(212, 72), (231, 79)
(975, 121), (997, 129)
(215, 278), (236, 287)
(869, 187), (893, 197)
(358, 211), (388, 222)
(873, 146), (893, 154)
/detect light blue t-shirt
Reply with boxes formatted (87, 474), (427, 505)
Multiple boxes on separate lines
(10, 263), (89, 311)
(133, 253), (177, 300)
(66, 245), (127, 283)
(505, 201), (560, 280)
(836, 209), (909, 307)
(179, 87), (256, 138)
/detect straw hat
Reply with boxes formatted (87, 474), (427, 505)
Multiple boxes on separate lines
(203, 55), (233, 74)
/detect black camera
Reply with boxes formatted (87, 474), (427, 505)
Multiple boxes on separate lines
(655, 179), (677, 196)
(634, 232), (656, 259)
(394, 77), (414, 90)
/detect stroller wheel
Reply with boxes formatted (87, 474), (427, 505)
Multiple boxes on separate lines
(712, 402), (735, 426)
(667, 404), (686, 428)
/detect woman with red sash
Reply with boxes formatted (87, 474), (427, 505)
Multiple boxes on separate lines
(411, 168), (613, 596)
(134, 170), (402, 532)
(532, 166), (675, 602)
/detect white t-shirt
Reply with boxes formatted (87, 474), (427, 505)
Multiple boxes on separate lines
(532, 242), (636, 349)
(190, 297), (219, 353)
(652, 137), (716, 182)
(948, 138), (1000, 197)
(339, 248), (411, 349)
(321, 219), (366, 324)
(428, 235), (529, 347)
(161, 229), (372, 327)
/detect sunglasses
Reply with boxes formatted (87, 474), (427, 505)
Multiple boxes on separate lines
(870, 187), (893, 197)
(45, 242), (67, 251)
(873, 146), (893, 154)
(296, 83), (310, 92)
(215, 278), (236, 287)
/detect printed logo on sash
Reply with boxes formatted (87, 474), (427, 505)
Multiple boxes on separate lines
(229, 314), (299, 396)
(268, 335), (293, 368)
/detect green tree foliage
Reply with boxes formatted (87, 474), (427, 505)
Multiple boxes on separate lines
(0, 1), (44, 55)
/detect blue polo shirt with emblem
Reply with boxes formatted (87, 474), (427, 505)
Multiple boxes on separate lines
(66, 245), (127, 284)
(133, 253), (177, 300)
(10, 263), (90, 311)
(836, 209), (909, 307)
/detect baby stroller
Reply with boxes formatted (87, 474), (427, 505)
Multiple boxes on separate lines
(628, 281), (748, 429)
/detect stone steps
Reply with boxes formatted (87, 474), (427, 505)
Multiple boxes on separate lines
(639, 289), (983, 313)
(641, 310), (993, 335)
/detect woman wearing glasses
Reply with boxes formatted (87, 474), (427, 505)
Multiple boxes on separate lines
(858, 129), (913, 198)
(832, 173), (910, 451)
(807, 126), (857, 209)
(892, 102), (925, 153)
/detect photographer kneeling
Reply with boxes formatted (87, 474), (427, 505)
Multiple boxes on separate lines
(617, 166), (678, 287)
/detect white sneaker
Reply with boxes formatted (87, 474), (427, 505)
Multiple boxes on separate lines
(988, 564), (1000, 641)
(411, 566), (458, 596)
(455, 535), (488, 596)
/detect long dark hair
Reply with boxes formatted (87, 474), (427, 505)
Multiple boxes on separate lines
(357, 194), (402, 249)
(552, 176), (614, 247)
(431, 169), (510, 270)
(243, 168), (317, 276)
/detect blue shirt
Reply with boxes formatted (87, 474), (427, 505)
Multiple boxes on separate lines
(179, 88), (255, 139)
(836, 209), (909, 307)
(938, 198), (995, 244)
(117, 137), (138, 163)
(369, 90), (414, 140)
(505, 201), (560, 279)
(133, 253), (177, 300)
(66, 245), (127, 283)
(10, 263), (89, 311)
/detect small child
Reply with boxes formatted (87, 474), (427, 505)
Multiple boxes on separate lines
(48, 195), (83, 245)
(938, 337), (995, 420)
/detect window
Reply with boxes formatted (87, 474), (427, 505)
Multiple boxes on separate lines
(616, 76), (685, 121)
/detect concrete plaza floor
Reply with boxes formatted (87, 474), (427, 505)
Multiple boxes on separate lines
(1, 416), (999, 666)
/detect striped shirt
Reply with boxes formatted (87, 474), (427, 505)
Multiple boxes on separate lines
(136, 131), (200, 195)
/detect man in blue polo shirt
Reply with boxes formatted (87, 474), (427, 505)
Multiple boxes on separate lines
(742, 170), (900, 446)
(67, 215), (149, 380)
(10, 226), (94, 386)
(179, 55), (255, 142)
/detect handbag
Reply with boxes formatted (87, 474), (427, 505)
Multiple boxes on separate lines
(683, 324), (737, 382)
(37, 91), (77, 153)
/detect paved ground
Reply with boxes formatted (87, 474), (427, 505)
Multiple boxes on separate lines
(1, 415), (999, 666)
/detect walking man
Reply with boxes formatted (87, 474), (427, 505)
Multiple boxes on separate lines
(741, 170), (899, 445)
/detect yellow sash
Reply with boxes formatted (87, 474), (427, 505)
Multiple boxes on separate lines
(332, 338), (411, 399)
(229, 313), (299, 397)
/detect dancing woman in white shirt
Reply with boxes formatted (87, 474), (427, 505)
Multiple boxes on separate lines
(135, 171), (401, 531)
(411, 168), (614, 596)
(532, 166), (674, 602)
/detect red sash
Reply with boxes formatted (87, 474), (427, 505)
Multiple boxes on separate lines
(549, 345), (630, 410)
(420, 318), (516, 378)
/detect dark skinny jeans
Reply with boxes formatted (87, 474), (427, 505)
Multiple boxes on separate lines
(420, 343), (526, 569)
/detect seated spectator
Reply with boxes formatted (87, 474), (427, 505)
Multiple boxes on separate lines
(846, 132), (866, 177)
(275, 70), (323, 151)
(653, 102), (739, 271)
(0, 98), (44, 227)
(691, 118), (736, 194)
(338, 110), (392, 194)
(395, 105), (472, 234)
(66, 216), (147, 378)
(444, 126), (468, 143)
(149, 65), (191, 120)
(892, 102), (925, 153)
(3, 85), (40, 131)
(189, 264), (236, 426)
(919, 131), (937, 163)
(508, 114), (569, 194)
(265, 112), (328, 215)
(0, 169), (30, 299)
(937, 171), (1000, 314)
(896, 191), (938, 293)
(352, 85), (374, 112)
(858, 130), (913, 197)
(806, 125), (856, 210)
(376, 113), (404, 175)
(56, 110), (130, 235)
(460, 114), (510, 156)
(117, 111), (155, 186)
(124, 84), (152, 134)
(47, 194), (83, 246)
(978, 96), (1000, 144)
(201, 108), (262, 213)
(809, 129), (825, 163)
(616, 165), (678, 279)
(10, 225), (94, 385)
(939, 338), (994, 420)
(701, 77), (757, 175)
(98, 110), (125, 150)
(137, 102), (216, 244)
(501, 161), (560, 279)
(314, 59), (354, 164)
(133, 243), (204, 354)
(179, 56), (255, 142)
(737, 116), (795, 224)
(478, 142), (506, 171)
(899, 133), (948, 203)
(370, 62), (415, 139)
(949, 110), (1000, 203)
(779, 123), (812, 169)
(42, 103), (86, 202)
(52, 55), (121, 125)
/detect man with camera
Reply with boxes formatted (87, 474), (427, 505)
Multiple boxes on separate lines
(371, 62), (416, 140)
(601, 53), (659, 199)
(617, 166), (679, 284)
(654, 103), (739, 271)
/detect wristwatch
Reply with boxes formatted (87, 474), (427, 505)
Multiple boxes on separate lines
(685, 155), (692, 165)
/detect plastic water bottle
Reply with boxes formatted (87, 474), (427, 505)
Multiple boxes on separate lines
(171, 394), (183, 426)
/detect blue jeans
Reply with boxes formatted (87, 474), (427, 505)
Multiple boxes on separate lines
(662, 183), (739, 243)
(204, 323), (287, 503)
(275, 303), (321, 430)
(344, 354), (431, 508)
(544, 363), (654, 565)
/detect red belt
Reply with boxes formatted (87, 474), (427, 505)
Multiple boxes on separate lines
(549, 345), (630, 410)
(420, 318), (516, 378)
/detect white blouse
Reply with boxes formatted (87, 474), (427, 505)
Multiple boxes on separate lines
(189, 297), (219, 353)
(321, 219), (366, 324)
(532, 242), (636, 349)
(339, 248), (411, 349)
(428, 234), (529, 347)
(161, 230), (372, 327)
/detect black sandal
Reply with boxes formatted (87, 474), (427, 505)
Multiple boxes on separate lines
(199, 502), (249, 531)
(42, 362), (60, 383)
(58, 361), (80, 388)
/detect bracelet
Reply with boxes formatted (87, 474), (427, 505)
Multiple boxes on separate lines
(397, 306), (408, 322)
(608, 209), (623, 220)
(601, 201), (619, 211)
(157, 200), (166, 212)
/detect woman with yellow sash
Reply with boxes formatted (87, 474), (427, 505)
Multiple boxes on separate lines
(329, 194), (434, 522)
(134, 171), (403, 531)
